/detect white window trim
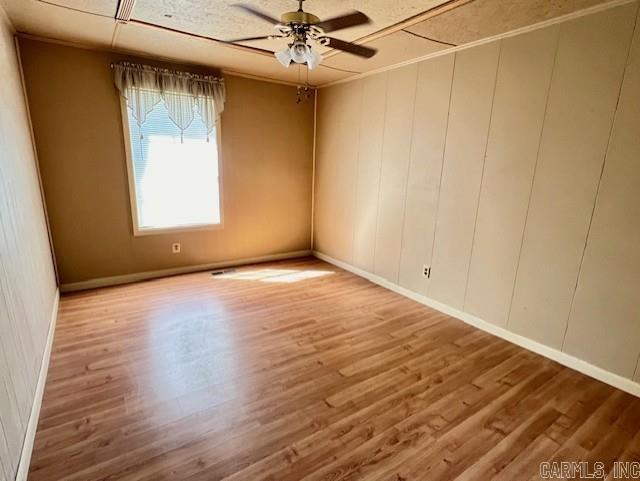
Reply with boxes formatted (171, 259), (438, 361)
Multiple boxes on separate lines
(119, 96), (224, 237)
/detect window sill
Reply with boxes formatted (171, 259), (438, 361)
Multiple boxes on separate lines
(133, 223), (223, 237)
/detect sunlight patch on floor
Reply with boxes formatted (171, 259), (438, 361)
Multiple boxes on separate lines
(215, 268), (334, 283)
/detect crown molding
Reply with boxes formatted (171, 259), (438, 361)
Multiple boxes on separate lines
(15, 31), (314, 88)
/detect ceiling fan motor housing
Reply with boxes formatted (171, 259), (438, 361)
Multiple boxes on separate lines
(280, 11), (320, 25)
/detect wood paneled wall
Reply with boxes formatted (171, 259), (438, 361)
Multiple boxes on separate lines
(314, 2), (640, 382)
(0, 7), (57, 481)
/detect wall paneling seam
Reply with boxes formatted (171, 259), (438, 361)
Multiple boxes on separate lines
(425, 53), (457, 297)
(395, 66), (421, 284)
(0, 420), (9, 479)
(0, 264), (33, 421)
(349, 79), (367, 263)
(560, 4), (640, 352)
(371, 74), (390, 273)
(462, 40), (503, 310)
(504, 29), (562, 330)
(348, 86), (364, 263)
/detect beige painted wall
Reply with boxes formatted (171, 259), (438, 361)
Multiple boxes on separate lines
(314, 2), (640, 381)
(18, 38), (314, 286)
(0, 7), (57, 481)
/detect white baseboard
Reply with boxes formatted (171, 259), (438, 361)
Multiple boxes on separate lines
(60, 250), (312, 292)
(313, 250), (640, 398)
(16, 288), (59, 481)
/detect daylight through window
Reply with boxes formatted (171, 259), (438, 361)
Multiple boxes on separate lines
(124, 97), (221, 233)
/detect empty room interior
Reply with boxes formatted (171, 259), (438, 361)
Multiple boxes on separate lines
(1, 0), (640, 479)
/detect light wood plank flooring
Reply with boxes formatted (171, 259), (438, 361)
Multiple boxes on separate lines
(29, 258), (640, 480)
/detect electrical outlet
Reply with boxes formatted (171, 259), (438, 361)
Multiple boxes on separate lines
(423, 265), (431, 278)
(172, 242), (181, 254)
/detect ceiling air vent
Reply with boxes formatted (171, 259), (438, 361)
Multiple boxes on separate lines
(115, 0), (137, 22)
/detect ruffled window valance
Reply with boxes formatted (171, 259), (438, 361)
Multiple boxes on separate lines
(113, 62), (225, 140)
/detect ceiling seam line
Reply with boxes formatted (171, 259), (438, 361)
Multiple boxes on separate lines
(401, 29), (457, 46)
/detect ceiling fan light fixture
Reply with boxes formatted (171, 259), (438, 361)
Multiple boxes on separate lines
(305, 47), (322, 70)
(275, 47), (293, 67)
(290, 41), (308, 64)
(276, 41), (323, 70)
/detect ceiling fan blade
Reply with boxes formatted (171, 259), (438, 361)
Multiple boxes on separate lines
(227, 35), (278, 43)
(316, 11), (371, 33)
(231, 4), (280, 25)
(324, 37), (377, 58)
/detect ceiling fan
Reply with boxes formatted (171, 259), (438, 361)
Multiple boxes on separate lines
(227, 0), (377, 70)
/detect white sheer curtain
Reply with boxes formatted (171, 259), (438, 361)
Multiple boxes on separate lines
(113, 62), (225, 141)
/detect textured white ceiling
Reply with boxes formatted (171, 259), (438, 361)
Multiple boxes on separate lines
(1, 0), (618, 86)
(405, 0), (613, 45)
(131, 0), (450, 49)
(3, 0), (118, 47)
(37, 0), (118, 17)
(322, 31), (447, 72)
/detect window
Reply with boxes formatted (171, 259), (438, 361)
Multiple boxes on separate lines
(122, 95), (221, 235)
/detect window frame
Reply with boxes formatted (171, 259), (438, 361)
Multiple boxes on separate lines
(119, 96), (224, 237)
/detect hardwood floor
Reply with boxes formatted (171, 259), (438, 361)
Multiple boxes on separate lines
(29, 257), (640, 480)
